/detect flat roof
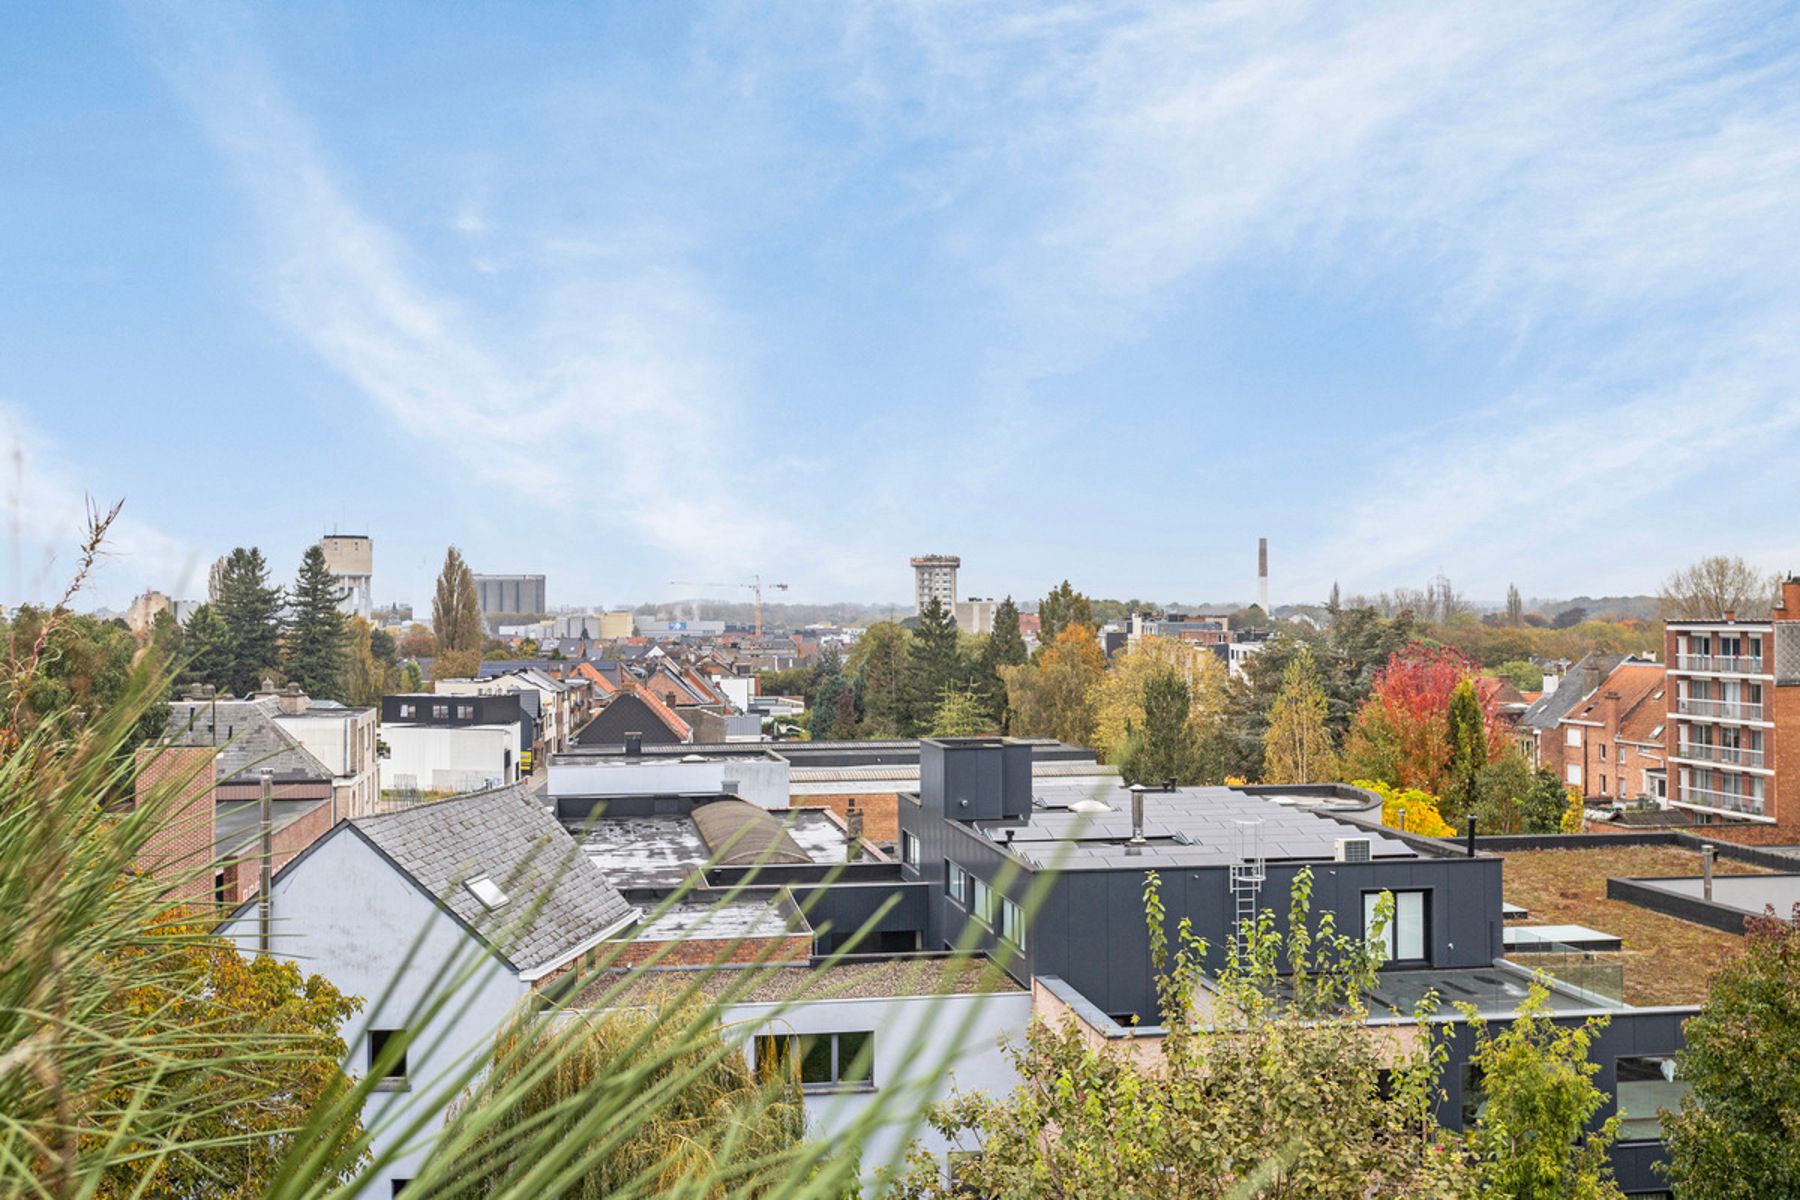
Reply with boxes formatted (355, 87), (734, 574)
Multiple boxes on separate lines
(580, 808), (858, 890)
(1500, 844), (1769, 1005)
(1630, 872), (1800, 914)
(981, 785), (1421, 870)
(575, 955), (1024, 1008)
(632, 897), (809, 943)
(214, 798), (332, 857)
(1366, 964), (1623, 1017)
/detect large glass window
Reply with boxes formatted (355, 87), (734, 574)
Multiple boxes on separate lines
(999, 897), (1025, 950)
(971, 879), (993, 927)
(901, 831), (920, 868)
(755, 1031), (874, 1092)
(1616, 1055), (1688, 1142)
(946, 862), (968, 907)
(1364, 890), (1427, 963)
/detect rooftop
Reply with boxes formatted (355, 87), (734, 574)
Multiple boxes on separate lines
(978, 784), (1422, 870)
(580, 807), (860, 891)
(1500, 844), (1770, 1005)
(575, 955), (1022, 1008)
(214, 797), (331, 857)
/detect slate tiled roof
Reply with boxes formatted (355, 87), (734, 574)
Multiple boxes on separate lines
(351, 783), (635, 976)
(164, 700), (334, 783)
(1517, 653), (1629, 731)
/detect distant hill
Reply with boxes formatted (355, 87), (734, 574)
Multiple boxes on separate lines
(1527, 595), (1659, 621)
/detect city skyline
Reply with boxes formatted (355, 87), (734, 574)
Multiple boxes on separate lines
(7, 3), (1800, 609)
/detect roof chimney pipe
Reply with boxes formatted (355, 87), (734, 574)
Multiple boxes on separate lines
(1128, 784), (1149, 845)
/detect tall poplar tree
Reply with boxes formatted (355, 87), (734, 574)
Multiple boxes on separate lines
(214, 547), (283, 697)
(1261, 648), (1336, 784)
(284, 546), (348, 699)
(1445, 678), (1489, 822)
(432, 547), (483, 657)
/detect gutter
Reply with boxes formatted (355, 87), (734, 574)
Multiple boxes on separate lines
(517, 908), (646, 983)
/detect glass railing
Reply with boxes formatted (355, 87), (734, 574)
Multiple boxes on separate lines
(1677, 653), (1765, 673)
(1503, 940), (1625, 1004)
(1677, 696), (1764, 720)
(1675, 742), (1765, 768)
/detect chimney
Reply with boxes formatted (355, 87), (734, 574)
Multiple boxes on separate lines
(845, 798), (865, 849)
(1602, 690), (1622, 734)
(1777, 577), (1800, 622)
(1581, 658), (1601, 699)
(1257, 537), (1270, 614)
(278, 683), (308, 715)
(1128, 784), (1149, 845)
(1724, 610), (1736, 623)
(624, 732), (643, 757)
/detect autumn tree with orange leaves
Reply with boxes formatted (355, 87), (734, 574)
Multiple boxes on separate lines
(1340, 644), (1504, 800)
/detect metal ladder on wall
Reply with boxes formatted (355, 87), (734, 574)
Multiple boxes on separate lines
(1228, 819), (1265, 959)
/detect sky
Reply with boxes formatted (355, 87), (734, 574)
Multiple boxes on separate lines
(5, 2), (1800, 613)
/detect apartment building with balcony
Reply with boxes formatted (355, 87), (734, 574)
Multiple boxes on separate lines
(1662, 578), (1800, 826)
(1556, 661), (1667, 805)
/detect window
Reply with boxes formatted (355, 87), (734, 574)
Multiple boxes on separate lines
(368, 1029), (409, 1091)
(755, 1031), (874, 1092)
(1460, 1064), (1486, 1128)
(1616, 1055), (1688, 1142)
(456, 704), (474, 719)
(1566, 764), (1582, 786)
(971, 878), (993, 926)
(398, 702), (416, 718)
(432, 703), (449, 719)
(1566, 727), (1582, 747)
(901, 830), (920, 868)
(999, 897), (1025, 950)
(1363, 890), (1427, 964)
(1599, 774), (1608, 795)
(946, 862), (968, 907)
(1598, 744), (1607, 761)
(465, 875), (509, 910)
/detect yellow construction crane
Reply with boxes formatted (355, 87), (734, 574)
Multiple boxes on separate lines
(666, 574), (789, 636)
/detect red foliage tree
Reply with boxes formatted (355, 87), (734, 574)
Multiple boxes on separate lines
(1342, 644), (1503, 793)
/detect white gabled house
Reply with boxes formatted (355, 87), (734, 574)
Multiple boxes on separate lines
(218, 784), (639, 1197)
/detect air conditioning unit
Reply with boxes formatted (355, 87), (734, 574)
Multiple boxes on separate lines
(1334, 837), (1372, 863)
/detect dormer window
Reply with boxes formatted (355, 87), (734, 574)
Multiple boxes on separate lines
(466, 875), (509, 910)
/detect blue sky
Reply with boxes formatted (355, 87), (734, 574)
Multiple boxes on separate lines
(5, 2), (1800, 612)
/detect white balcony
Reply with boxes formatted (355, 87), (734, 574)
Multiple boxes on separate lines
(1675, 742), (1765, 769)
(1676, 653), (1767, 675)
(1676, 696), (1765, 721)
(1677, 784), (1766, 818)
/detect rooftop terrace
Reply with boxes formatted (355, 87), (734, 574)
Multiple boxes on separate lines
(575, 955), (1024, 1008)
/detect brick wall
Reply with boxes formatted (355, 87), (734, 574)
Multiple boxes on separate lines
(132, 746), (217, 904)
(791, 793), (900, 842)
(220, 799), (336, 905)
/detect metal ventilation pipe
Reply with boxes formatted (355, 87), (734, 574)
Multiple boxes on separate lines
(1128, 785), (1149, 845)
(258, 769), (274, 953)
(1465, 814), (1478, 858)
(1702, 844), (1715, 901)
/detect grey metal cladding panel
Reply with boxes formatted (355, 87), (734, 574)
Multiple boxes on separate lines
(1778, 624), (1800, 685)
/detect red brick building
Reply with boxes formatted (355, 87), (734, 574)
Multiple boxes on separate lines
(1663, 577), (1800, 828)
(1556, 661), (1667, 804)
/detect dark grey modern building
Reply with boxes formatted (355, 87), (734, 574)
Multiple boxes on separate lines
(473, 573), (547, 615)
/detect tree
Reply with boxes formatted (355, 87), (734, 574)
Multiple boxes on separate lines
(929, 686), (993, 737)
(1328, 580), (1342, 613)
(1341, 644), (1500, 798)
(1662, 904), (1800, 1199)
(904, 598), (963, 735)
(432, 649), (481, 681)
(974, 596), (1027, 727)
(342, 616), (396, 707)
(1090, 636), (1222, 766)
(1354, 779), (1457, 837)
(283, 545), (349, 700)
(1660, 555), (1773, 620)
(174, 602), (233, 693)
(1463, 986), (1623, 1200)
(1476, 756), (1566, 835)
(213, 547), (283, 696)
(1261, 648), (1337, 785)
(1035, 580), (1094, 651)
(897, 869), (1470, 1199)
(453, 994), (806, 1197)
(432, 546), (484, 657)
(850, 622), (911, 737)
(1001, 624), (1105, 747)
(1505, 583), (1524, 626)
(1444, 679), (1489, 822)
(807, 650), (853, 740)
(95, 921), (367, 1198)
(1117, 667), (1201, 786)
(1491, 660), (1544, 691)
(397, 622), (438, 660)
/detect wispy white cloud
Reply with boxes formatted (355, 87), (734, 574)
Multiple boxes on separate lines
(141, 7), (796, 587)
(0, 403), (196, 607)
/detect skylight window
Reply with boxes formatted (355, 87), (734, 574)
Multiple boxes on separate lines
(466, 875), (509, 910)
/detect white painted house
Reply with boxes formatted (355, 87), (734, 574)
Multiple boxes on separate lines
(218, 785), (639, 1196)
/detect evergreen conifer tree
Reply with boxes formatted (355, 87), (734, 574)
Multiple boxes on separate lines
(284, 546), (349, 699)
(904, 598), (963, 735)
(175, 603), (233, 691)
(1118, 667), (1200, 786)
(213, 547), (283, 696)
(1037, 581), (1094, 650)
(975, 596), (1028, 726)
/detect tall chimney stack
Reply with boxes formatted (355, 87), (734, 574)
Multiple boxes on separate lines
(1257, 537), (1270, 615)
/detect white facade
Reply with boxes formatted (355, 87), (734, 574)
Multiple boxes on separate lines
(548, 754), (790, 810)
(218, 830), (527, 1197)
(954, 599), (996, 635)
(910, 555), (960, 615)
(382, 724), (518, 794)
(438, 670), (574, 755)
(723, 989), (1030, 1175)
(275, 708), (382, 818)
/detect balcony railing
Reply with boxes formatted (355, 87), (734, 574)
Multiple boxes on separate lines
(1677, 696), (1765, 721)
(1678, 784), (1766, 816)
(1677, 653), (1765, 674)
(1676, 742), (1765, 769)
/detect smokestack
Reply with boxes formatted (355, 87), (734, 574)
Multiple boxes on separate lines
(1128, 784), (1149, 845)
(1257, 537), (1269, 615)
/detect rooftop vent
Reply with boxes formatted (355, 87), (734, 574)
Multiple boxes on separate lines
(1069, 799), (1111, 815)
(465, 875), (509, 910)
(1334, 837), (1372, 864)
